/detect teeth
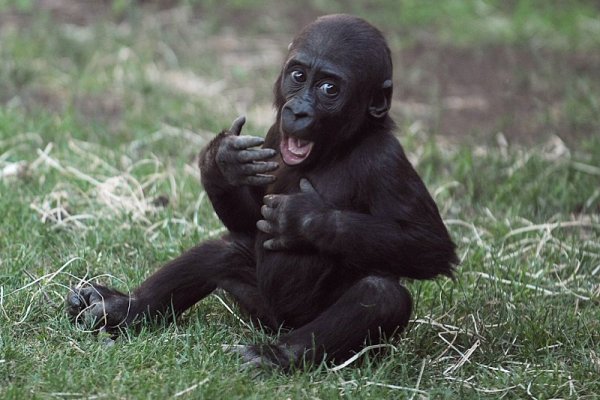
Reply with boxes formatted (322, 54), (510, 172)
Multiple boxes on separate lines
(280, 135), (314, 165)
(289, 138), (305, 155)
(290, 145), (305, 156)
(292, 138), (310, 150)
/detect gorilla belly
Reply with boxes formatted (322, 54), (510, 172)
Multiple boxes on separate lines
(256, 251), (344, 327)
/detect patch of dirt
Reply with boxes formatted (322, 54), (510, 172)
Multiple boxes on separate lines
(8, 86), (123, 131)
(394, 44), (600, 144)
(2, 1), (599, 145)
(37, 0), (112, 25)
(74, 92), (124, 131)
(20, 86), (68, 114)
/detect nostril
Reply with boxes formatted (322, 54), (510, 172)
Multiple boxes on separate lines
(293, 110), (308, 119)
(283, 103), (311, 120)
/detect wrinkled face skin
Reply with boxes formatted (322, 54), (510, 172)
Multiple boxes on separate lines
(278, 49), (353, 166)
(274, 15), (394, 168)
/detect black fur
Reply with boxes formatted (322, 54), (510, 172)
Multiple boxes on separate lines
(66, 14), (458, 370)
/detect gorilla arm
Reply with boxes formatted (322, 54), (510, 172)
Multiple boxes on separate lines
(199, 116), (278, 234)
(256, 177), (457, 280)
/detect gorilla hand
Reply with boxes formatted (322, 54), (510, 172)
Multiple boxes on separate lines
(257, 179), (331, 251)
(215, 116), (278, 186)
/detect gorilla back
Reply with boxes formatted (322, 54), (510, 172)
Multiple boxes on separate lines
(67, 14), (458, 371)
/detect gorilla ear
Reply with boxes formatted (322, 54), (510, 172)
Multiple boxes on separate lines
(369, 79), (393, 119)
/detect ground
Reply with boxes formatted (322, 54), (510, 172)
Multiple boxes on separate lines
(3, 1), (600, 145)
(0, 1), (599, 399)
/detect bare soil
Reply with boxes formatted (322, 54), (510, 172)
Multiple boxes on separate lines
(395, 44), (600, 143)
(3, 1), (599, 145)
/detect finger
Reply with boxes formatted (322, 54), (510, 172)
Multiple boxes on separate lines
(244, 175), (276, 186)
(66, 291), (82, 307)
(229, 115), (246, 136)
(256, 220), (273, 234)
(239, 162), (279, 175)
(232, 135), (265, 150)
(299, 178), (317, 194)
(87, 290), (104, 306)
(237, 148), (277, 162)
(263, 195), (283, 208)
(66, 290), (85, 316)
(260, 204), (276, 220)
(263, 238), (287, 251)
(69, 286), (93, 305)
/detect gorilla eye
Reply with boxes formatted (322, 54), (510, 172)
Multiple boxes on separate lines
(319, 82), (339, 97)
(290, 70), (306, 83)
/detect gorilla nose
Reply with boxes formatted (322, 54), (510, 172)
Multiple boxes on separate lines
(292, 110), (308, 119)
(283, 102), (313, 120)
(281, 102), (314, 134)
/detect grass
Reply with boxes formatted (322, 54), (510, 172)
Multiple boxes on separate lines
(1, 1), (599, 399)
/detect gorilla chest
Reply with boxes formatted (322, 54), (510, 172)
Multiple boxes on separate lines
(256, 164), (367, 324)
(268, 166), (366, 210)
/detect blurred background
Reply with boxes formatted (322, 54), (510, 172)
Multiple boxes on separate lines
(1, 3), (599, 398)
(1, 0), (599, 146)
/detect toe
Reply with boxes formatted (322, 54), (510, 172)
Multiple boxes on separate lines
(66, 290), (81, 307)
(66, 289), (86, 317)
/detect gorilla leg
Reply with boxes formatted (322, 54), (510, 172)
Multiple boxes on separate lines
(66, 235), (265, 329)
(219, 278), (278, 330)
(238, 276), (412, 369)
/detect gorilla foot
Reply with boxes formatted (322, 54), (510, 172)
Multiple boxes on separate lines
(66, 284), (135, 331)
(227, 344), (300, 371)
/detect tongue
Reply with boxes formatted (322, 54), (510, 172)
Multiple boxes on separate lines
(280, 136), (314, 165)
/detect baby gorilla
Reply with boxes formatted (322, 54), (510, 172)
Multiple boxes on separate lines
(67, 14), (458, 370)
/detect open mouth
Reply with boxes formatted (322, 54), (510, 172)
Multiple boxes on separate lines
(280, 134), (314, 166)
